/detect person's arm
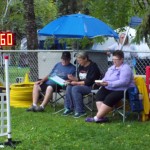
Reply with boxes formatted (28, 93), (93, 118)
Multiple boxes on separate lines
(70, 68), (87, 85)
(71, 65), (76, 77)
(35, 75), (48, 85)
(67, 74), (78, 81)
(68, 66), (88, 86)
(70, 80), (85, 86)
(107, 43), (117, 51)
(84, 63), (101, 86)
(36, 63), (59, 85)
(41, 75), (48, 83)
(107, 65), (133, 88)
(107, 43), (118, 56)
(69, 63), (100, 86)
(95, 67), (111, 86)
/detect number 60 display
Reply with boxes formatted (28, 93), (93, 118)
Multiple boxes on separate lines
(0, 32), (15, 46)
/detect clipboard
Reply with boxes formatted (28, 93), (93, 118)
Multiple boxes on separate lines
(49, 76), (66, 86)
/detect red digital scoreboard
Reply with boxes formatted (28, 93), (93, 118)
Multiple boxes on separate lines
(0, 31), (15, 46)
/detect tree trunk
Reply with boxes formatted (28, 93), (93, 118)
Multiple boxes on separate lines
(23, 0), (38, 81)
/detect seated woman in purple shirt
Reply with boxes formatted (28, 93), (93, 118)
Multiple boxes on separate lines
(85, 50), (135, 123)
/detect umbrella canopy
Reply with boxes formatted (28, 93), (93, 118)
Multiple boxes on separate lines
(38, 13), (118, 39)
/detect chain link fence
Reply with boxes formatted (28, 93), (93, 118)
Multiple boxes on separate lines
(0, 50), (150, 85)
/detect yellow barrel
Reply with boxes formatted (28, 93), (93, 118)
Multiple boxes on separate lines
(10, 83), (34, 108)
(10, 73), (34, 108)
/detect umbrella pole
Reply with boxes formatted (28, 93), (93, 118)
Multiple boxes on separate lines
(76, 39), (79, 77)
(121, 27), (130, 50)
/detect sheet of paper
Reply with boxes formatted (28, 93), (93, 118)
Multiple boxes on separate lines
(95, 80), (103, 83)
(49, 76), (66, 86)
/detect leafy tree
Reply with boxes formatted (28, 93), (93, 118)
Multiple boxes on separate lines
(23, 0), (38, 81)
(131, 0), (150, 45)
(0, 0), (12, 30)
(23, 0), (38, 50)
(89, 0), (133, 29)
(56, 0), (91, 16)
(135, 8), (150, 44)
(34, 0), (58, 27)
(131, 0), (149, 15)
(0, 0), (57, 48)
(87, 0), (150, 47)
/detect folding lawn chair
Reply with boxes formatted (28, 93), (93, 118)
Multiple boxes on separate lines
(39, 83), (66, 113)
(113, 86), (143, 123)
(83, 84), (101, 116)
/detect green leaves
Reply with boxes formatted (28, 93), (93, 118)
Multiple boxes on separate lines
(0, 0), (57, 48)
(89, 0), (133, 29)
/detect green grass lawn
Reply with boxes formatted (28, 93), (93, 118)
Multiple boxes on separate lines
(1, 106), (150, 150)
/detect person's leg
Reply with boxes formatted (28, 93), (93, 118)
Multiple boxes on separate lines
(32, 84), (41, 106)
(95, 91), (124, 119)
(96, 91), (123, 118)
(86, 88), (123, 123)
(72, 85), (91, 117)
(95, 101), (103, 112)
(26, 83), (42, 111)
(64, 85), (74, 110)
(63, 85), (74, 116)
(96, 102), (112, 118)
(86, 102), (112, 123)
(40, 86), (53, 108)
(95, 86), (111, 113)
(95, 91), (123, 118)
(36, 83), (61, 112)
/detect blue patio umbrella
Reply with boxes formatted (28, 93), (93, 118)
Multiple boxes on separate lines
(38, 13), (118, 39)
